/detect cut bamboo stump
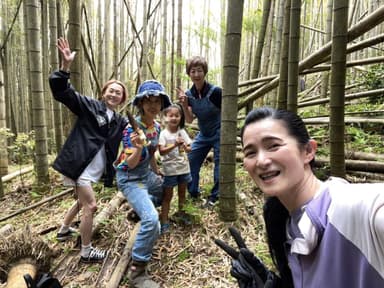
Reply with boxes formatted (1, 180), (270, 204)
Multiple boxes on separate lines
(0, 226), (56, 288)
(6, 261), (37, 288)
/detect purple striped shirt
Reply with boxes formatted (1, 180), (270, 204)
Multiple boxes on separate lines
(286, 177), (384, 288)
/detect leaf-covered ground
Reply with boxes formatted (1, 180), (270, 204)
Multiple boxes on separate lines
(0, 162), (270, 288)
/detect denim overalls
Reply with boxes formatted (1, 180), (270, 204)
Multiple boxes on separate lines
(186, 84), (220, 202)
(115, 118), (163, 262)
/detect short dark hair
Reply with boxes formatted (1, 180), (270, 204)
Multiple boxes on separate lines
(185, 56), (208, 75)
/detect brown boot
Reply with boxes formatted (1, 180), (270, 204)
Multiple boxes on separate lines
(128, 260), (160, 288)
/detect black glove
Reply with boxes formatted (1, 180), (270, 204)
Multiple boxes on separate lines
(24, 272), (63, 288)
(215, 227), (280, 288)
(24, 274), (36, 288)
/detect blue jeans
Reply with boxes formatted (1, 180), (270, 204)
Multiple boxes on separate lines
(116, 169), (163, 262)
(188, 131), (220, 202)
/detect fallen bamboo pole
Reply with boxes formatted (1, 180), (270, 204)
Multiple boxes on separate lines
(298, 88), (384, 108)
(1, 166), (34, 183)
(302, 116), (384, 124)
(348, 171), (384, 182)
(0, 188), (73, 223)
(315, 157), (384, 173)
(209, 152), (384, 174)
(0, 166), (34, 198)
(92, 191), (126, 237)
(105, 222), (141, 288)
(346, 151), (384, 162)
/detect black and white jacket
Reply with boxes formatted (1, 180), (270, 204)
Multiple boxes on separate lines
(49, 70), (128, 186)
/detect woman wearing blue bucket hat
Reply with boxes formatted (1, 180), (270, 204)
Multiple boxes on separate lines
(115, 80), (171, 288)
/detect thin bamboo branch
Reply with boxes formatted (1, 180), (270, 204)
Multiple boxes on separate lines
(0, 0), (23, 51)
(0, 188), (73, 222)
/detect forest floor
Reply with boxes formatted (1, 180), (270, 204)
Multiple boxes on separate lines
(0, 162), (270, 288)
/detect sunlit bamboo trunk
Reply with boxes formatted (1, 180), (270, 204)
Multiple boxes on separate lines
(25, 0), (49, 187)
(48, 0), (63, 153)
(330, 0), (349, 178)
(219, 0), (244, 222)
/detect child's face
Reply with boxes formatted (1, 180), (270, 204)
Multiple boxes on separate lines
(102, 83), (124, 110)
(242, 118), (316, 199)
(165, 107), (181, 128)
(140, 95), (162, 118)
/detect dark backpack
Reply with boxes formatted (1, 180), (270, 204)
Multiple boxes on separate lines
(23, 272), (62, 288)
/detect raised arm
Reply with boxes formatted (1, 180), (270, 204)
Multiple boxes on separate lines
(176, 87), (194, 123)
(57, 37), (76, 72)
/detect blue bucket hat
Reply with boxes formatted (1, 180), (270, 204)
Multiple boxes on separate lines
(133, 80), (172, 109)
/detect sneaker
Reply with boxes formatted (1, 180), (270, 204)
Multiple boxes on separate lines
(202, 200), (216, 209)
(56, 227), (78, 242)
(80, 247), (107, 264)
(160, 223), (170, 234)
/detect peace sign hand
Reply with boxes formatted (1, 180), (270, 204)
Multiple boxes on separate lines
(214, 227), (281, 288)
(176, 87), (188, 108)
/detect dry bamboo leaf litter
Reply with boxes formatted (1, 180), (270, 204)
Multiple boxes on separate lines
(0, 163), (270, 287)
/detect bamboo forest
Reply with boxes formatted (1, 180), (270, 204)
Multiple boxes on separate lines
(0, 0), (383, 287)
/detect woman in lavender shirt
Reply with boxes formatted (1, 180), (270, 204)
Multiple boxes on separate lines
(218, 107), (384, 288)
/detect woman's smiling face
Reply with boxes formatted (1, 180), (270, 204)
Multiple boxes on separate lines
(242, 118), (313, 198)
(188, 65), (205, 85)
(102, 83), (124, 109)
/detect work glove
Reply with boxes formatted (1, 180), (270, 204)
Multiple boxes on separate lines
(24, 272), (63, 288)
(215, 227), (281, 288)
